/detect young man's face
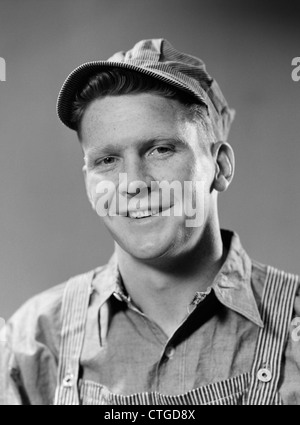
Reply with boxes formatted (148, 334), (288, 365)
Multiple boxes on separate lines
(81, 93), (217, 260)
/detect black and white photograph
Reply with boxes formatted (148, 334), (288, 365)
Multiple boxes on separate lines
(0, 0), (300, 407)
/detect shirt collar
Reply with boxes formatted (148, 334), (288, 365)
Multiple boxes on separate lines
(92, 229), (263, 328)
(212, 229), (263, 327)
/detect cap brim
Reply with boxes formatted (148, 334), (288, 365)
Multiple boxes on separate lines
(56, 61), (208, 130)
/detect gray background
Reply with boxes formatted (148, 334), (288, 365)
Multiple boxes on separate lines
(0, 0), (299, 320)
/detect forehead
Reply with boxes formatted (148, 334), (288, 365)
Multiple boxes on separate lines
(80, 93), (197, 150)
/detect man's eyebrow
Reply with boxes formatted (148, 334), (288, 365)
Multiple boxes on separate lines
(84, 144), (124, 158)
(137, 136), (188, 152)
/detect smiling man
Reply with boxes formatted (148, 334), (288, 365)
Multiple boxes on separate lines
(0, 39), (300, 405)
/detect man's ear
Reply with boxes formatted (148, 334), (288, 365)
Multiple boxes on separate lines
(211, 141), (235, 192)
(82, 164), (94, 207)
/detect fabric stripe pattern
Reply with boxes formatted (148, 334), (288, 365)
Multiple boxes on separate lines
(245, 266), (299, 405)
(79, 373), (249, 405)
(54, 271), (94, 405)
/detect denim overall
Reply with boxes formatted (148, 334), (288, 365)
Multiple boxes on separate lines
(54, 266), (299, 405)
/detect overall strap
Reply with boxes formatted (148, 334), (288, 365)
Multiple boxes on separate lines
(54, 270), (95, 405)
(246, 266), (299, 405)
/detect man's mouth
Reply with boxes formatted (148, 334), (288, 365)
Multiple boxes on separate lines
(128, 209), (158, 219)
(126, 205), (171, 219)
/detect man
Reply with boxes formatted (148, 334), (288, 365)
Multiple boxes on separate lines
(0, 39), (299, 405)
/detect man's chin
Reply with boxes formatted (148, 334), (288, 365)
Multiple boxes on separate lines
(117, 239), (173, 261)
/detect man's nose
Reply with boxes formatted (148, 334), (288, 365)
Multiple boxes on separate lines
(119, 158), (153, 197)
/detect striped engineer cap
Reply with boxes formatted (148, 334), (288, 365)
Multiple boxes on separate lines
(57, 38), (235, 141)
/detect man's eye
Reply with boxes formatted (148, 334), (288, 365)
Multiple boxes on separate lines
(149, 146), (173, 156)
(95, 157), (116, 166)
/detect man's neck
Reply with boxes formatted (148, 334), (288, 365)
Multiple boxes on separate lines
(115, 226), (227, 338)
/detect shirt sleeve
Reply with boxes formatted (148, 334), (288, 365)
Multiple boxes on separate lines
(0, 325), (22, 404)
(0, 283), (65, 405)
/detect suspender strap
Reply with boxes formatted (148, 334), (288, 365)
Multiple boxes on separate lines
(54, 271), (94, 405)
(246, 266), (299, 405)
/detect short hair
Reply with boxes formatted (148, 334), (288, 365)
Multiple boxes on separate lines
(71, 68), (214, 141)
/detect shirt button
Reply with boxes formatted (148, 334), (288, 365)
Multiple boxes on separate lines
(63, 373), (74, 387)
(165, 346), (175, 359)
(257, 368), (272, 382)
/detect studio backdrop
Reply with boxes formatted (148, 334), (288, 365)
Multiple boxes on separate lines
(0, 0), (299, 321)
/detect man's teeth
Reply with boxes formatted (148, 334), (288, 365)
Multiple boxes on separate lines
(129, 209), (158, 218)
